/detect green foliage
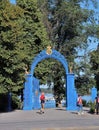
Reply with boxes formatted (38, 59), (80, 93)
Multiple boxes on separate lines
(39, 0), (98, 97)
(34, 59), (54, 84)
(0, 0), (51, 109)
(0, 0), (26, 93)
(11, 94), (21, 109)
(90, 45), (99, 90)
(88, 101), (96, 114)
(82, 99), (87, 107)
(17, 0), (52, 77)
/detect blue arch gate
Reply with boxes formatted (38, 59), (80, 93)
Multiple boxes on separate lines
(23, 47), (77, 111)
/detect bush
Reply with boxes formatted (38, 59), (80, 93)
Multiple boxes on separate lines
(82, 99), (87, 107)
(88, 101), (95, 114)
(11, 94), (22, 110)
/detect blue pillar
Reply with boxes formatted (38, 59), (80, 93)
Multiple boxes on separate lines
(91, 87), (97, 102)
(66, 73), (77, 111)
(23, 74), (33, 110)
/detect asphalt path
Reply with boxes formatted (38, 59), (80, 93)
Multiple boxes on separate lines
(0, 107), (99, 130)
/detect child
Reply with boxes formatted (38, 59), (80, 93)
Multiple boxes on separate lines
(40, 92), (45, 114)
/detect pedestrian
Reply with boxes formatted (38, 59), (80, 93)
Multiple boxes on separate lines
(40, 92), (45, 114)
(77, 95), (84, 115)
(95, 94), (99, 114)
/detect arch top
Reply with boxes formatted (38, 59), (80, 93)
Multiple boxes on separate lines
(30, 49), (69, 75)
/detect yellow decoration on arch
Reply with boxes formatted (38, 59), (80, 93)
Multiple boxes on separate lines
(46, 45), (52, 55)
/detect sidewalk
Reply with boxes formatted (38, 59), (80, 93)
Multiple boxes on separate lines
(0, 107), (99, 130)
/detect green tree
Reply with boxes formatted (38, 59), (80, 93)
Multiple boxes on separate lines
(90, 45), (99, 90)
(0, 0), (29, 109)
(0, 0), (27, 94)
(38, 0), (98, 97)
(0, 0), (52, 109)
(16, 0), (53, 85)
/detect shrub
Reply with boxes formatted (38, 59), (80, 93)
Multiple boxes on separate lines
(11, 94), (22, 110)
(88, 101), (95, 114)
(82, 99), (87, 107)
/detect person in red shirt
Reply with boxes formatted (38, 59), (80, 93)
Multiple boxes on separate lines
(77, 95), (84, 115)
(40, 92), (45, 114)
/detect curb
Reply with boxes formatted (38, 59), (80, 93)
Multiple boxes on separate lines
(31, 126), (99, 130)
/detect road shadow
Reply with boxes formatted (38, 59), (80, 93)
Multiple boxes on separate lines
(36, 111), (42, 114)
(55, 108), (66, 111)
(71, 111), (78, 115)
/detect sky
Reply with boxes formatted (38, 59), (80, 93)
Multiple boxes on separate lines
(10, 0), (16, 4)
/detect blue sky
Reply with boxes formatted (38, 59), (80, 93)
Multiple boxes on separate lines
(10, 0), (16, 4)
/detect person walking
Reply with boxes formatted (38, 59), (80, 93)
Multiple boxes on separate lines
(95, 94), (99, 114)
(77, 95), (84, 115)
(40, 92), (45, 114)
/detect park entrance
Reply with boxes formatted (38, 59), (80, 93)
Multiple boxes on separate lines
(23, 46), (77, 111)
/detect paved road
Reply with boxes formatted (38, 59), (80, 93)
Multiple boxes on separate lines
(0, 107), (99, 130)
